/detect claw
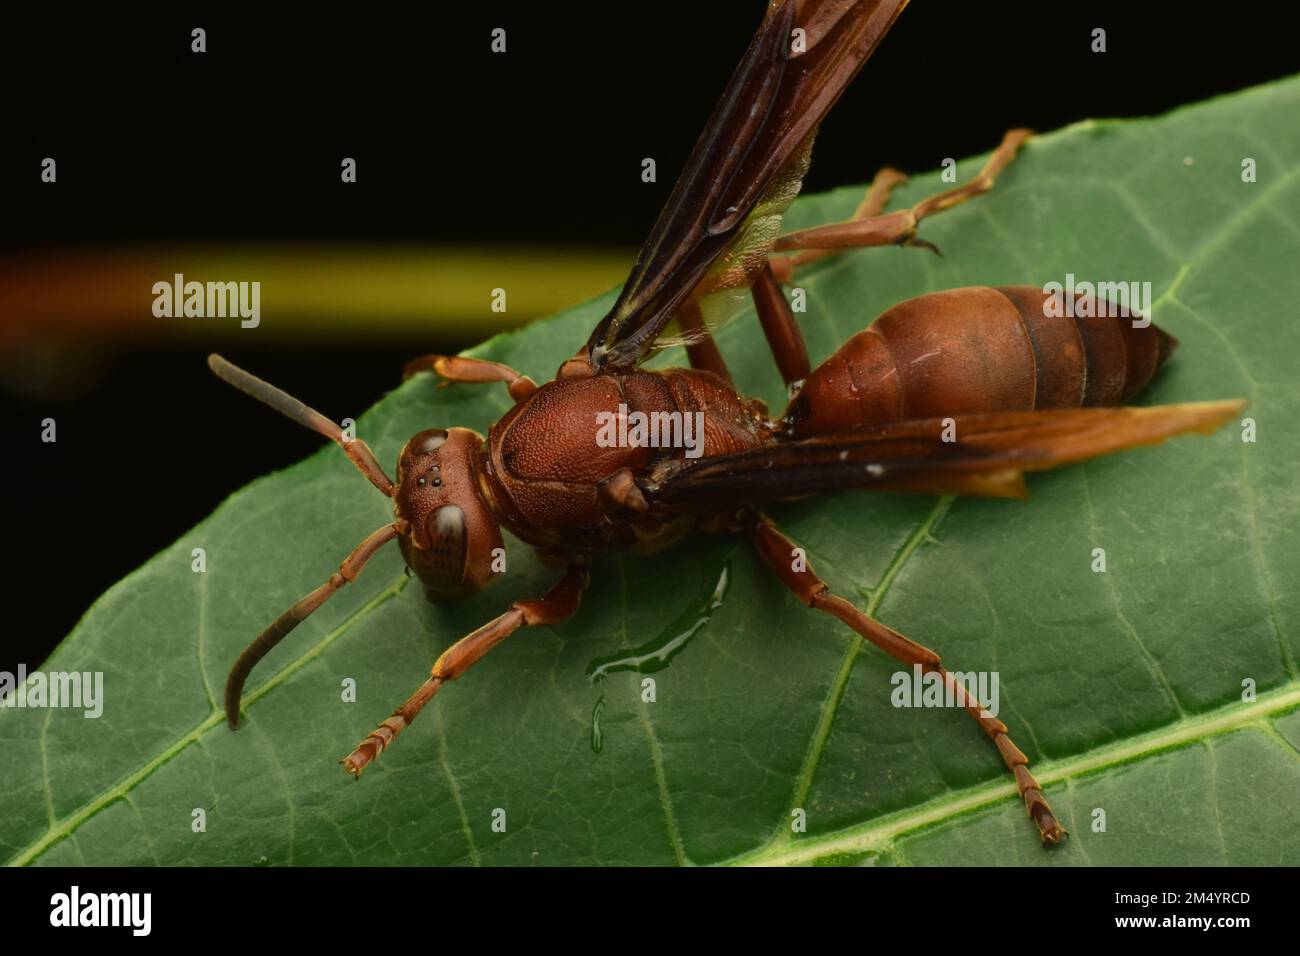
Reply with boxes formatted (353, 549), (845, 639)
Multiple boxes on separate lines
(1024, 788), (1068, 845)
(1038, 817), (1069, 846)
(341, 754), (367, 779)
(904, 236), (943, 256)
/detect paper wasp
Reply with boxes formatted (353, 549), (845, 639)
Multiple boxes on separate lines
(211, 0), (1243, 845)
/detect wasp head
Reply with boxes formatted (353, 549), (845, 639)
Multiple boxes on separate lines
(393, 427), (504, 602)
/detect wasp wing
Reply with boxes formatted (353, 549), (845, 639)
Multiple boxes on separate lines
(638, 402), (1245, 514)
(585, 0), (910, 373)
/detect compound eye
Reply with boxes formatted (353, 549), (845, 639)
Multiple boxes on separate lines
(421, 505), (468, 599)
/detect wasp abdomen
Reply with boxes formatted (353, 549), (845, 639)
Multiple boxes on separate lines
(784, 285), (1178, 436)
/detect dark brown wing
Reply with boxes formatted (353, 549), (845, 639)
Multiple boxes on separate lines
(585, 0), (911, 373)
(638, 402), (1245, 514)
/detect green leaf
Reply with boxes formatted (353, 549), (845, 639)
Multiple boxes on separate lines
(5, 77), (1299, 867)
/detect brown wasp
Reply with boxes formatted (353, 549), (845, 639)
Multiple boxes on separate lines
(211, 0), (1244, 845)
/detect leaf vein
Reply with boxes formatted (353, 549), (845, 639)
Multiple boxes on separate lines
(8, 572), (411, 866)
(766, 495), (955, 855)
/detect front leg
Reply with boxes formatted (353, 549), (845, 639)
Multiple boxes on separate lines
(404, 354), (538, 402)
(342, 559), (590, 776)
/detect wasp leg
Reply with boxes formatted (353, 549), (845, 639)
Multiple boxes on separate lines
(746, 510), (1067, 845)
(684, 260), (811, 391)
(751, 261), (810, 388)
(676, 297), (734, 386)
(403, 354), (538, 402)
(341, 560), (590, 776)
(740, 131), (1030, 389)
(769, 128), (1032, 281)
(767, 164), (906, 281)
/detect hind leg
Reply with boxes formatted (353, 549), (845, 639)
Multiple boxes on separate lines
(746, 511), (1067, 845)
(769, 129), (1032, 282)
(735, 132), (1031, 388)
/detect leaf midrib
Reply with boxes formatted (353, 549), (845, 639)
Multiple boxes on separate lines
(728, 683), (1300, 866)
(758, 495), (954, 860)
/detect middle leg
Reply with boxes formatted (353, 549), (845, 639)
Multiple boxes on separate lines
(676, 296), (734, 385)
(751, 261), (811, 389)
(678, 264), (811, 392)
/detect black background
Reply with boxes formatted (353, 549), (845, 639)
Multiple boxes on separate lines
(3, 1), (1297, 670)
(0, 864), (1280, 937)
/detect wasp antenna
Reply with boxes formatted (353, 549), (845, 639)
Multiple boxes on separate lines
(224, 522), (400, 729)
(208, 354), (395, 496)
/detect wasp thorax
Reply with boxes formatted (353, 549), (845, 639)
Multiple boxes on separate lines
(394, 427), (503, 602)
